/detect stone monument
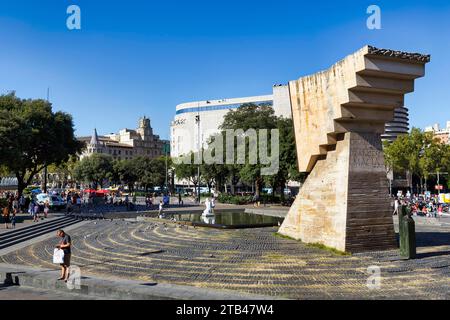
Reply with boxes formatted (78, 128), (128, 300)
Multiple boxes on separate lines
(279, 46), (430, 253)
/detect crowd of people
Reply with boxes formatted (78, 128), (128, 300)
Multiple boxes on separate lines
(0, 191), (53, 229)
(393, 192), (449, 218)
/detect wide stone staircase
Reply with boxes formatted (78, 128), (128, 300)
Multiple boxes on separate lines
(0, 216), (80, 250)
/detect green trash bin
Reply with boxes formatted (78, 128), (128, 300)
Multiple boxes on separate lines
(399, 205), (417, 259)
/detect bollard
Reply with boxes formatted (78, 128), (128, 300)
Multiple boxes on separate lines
(399, 206), (417, 259)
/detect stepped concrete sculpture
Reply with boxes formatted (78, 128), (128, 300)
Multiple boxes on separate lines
(279, 45), (430, 253)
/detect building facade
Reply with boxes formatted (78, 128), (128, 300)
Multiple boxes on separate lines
(381, 107), (410, 143)
(79, 117), (169, 161)
(170, 85), (292, 158)
(171, 83), (415, 193)
(171, 84), (409, 158)
(425, 121), (450, 144)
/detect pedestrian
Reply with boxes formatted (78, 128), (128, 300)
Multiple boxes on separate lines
(125, 194), (130, 210)
(393, 198), (399, 216)
(158, 200), (164, 218)
(12, 197), (19, 215)
(178, 193), (183, 206)
(11, 213), (16, 229)
(211, 196), (216, 213)
(56, 230), (72, 282)
(3, 206), (10, 229)
(44, 201), (50, 218)
(33, 202), (39, 222)
(76, 196), (82, 213)
(28, 201), (34, 216)
(19, 195), (25, 213)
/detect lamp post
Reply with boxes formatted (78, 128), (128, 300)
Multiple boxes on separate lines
(43, 87), (50, 194)
(164, 141), (169, 193)
(435, 171), (448, 195)
(196, 103), (201, 204)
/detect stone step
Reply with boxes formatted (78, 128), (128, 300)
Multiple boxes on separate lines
(0, 218), (80, 250)
(0, 264), (281, 300)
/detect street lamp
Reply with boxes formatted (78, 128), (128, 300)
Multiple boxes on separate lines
(43, 87), (50, 194)
(196, 103), (201, 204)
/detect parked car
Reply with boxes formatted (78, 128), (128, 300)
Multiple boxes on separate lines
(36, 193), (66, 211)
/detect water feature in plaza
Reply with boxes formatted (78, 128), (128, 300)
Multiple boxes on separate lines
(166, 211), (283, 229)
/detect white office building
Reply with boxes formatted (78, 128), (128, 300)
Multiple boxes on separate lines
(170, 85), (291, 158)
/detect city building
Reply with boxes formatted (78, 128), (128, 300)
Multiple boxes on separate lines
(170, 83), (414, 193)
(170, 85), (291, 158)
(381, 107), (410, 143)
(79, 117), (169, 161)
(171, 84), (410, 158)
(425, 121), (450, 144)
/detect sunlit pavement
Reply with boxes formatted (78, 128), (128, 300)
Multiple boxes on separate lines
(0, 284), (106, 300)
(0, 217), (448, 300)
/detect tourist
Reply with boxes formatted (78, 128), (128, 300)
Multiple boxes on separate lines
(33, 202), (40, 222)
(11, 213), (16, 229)
(178, 193), (183, 206)
(145, 195), (151, 208)
(12, 197), (19, 215)
(393, 198), (399, 216)
(125, 194), (130, 210)
(56, 230), (72, 282)
(438, 204), (443, 217)
(19, 195), (25, 213)
(44, 201), (50, 218)
(211, 196), (216, 213)
(76, 195), (82, 212)
(158, 200), (164, 218)
(28, 201), (34, 216)
(3, 206), (10, 229)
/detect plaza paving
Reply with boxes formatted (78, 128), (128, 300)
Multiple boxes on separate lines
(0, 218), (448, 300)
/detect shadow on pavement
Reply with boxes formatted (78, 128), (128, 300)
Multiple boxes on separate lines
(416, 232), (450, 248)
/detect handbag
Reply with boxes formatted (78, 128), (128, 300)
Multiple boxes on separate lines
(53, 248), (65, 264)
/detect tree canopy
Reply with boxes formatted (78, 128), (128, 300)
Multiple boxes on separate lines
(0, 93), (82, 196)
(73, 154), (114, 189)
(384, 128), (450, 191)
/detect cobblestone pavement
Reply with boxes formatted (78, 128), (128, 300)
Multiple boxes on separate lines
(0, 219), (448, 300)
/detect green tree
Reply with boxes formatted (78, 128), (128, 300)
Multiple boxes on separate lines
(73, 154), (114, 189)
(384, 128), (445, 192)
(0, 165), (9, 178)
(219, 104), (278, 197)
(144, 156), (168, 190)
(174, 152), (200, 194)
(113, 159), (139, 192)
(419, 140), (447, 191)
(264, 117), (304, 200)
(0, 93), (82, 197)
(47, 155), (79, 187)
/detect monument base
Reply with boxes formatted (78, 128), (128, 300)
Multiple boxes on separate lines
(279, 132), (397, 253)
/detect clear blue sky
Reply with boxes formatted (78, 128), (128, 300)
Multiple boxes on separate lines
(1, 0), (449, 139)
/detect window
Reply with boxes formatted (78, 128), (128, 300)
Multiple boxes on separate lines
(175, 101), (273, 115)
